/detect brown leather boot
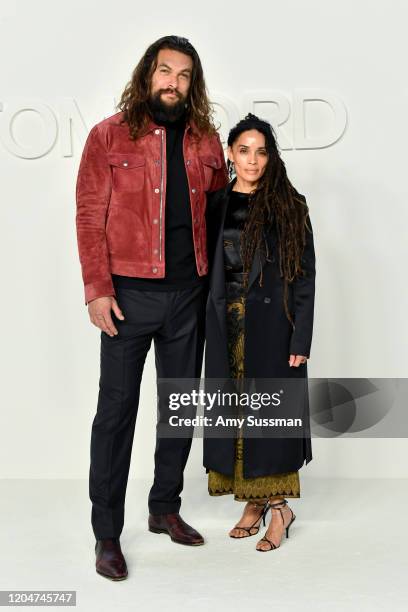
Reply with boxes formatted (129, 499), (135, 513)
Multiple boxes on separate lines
(95, 538), (128, 580)
(148, 513), (204, 546)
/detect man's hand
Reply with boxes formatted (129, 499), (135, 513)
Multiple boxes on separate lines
(288, 354), (308, 367)
(88, 296), (125, 337)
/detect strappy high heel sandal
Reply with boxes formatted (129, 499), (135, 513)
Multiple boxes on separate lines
(256, 499), (296, 552)
(229, 501), (271, 538)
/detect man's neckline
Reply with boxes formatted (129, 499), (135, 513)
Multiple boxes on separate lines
(151, 113), (187, 129)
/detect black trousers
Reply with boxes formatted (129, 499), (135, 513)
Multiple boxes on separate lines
(89, 283), (207, 539)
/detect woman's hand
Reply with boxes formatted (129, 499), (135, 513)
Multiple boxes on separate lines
(288, 354), (308, 367)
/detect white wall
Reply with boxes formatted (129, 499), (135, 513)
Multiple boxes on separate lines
(0, 0), (407, 478)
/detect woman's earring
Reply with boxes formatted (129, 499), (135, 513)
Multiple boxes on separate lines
(228, 161), (235, 180)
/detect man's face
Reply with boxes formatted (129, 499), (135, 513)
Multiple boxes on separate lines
(148, 48), (193, 121)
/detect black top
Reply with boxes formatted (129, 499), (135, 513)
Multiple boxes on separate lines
(223, 190), (251, 283)
(112, 112), (205, 292)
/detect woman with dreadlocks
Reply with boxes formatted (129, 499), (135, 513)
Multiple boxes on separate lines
(203, 113), (316, 552)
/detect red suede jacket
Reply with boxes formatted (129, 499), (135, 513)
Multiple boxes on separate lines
(75, 111), (228, 304)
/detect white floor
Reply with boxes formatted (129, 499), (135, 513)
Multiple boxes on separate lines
(1, 478), (407, 611)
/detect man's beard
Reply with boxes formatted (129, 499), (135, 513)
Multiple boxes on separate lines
(148, 89), (187, 122)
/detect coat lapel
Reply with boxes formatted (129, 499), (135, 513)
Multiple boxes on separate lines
(208, 182), (231, 302)
(247, 235), (267, 291)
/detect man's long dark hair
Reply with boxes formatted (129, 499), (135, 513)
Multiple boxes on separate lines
(117, 35), (216, 140)
(228, 113), (312, 327)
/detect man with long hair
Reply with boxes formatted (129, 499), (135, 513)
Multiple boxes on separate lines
(75, 35), (228, 580)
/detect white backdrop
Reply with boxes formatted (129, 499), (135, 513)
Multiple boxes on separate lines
(1, 0), (407, 479)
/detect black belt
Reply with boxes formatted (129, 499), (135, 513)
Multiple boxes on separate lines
(225, 271), (247, 283)
(225, 271), (247, 299)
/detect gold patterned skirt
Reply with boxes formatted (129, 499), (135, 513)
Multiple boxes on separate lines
(208, 291), (300, 501)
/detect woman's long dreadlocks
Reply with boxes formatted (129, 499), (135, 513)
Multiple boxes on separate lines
(228, 113), (311, 328)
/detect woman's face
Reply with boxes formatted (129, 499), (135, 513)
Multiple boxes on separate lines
(228, 129), (269, 186)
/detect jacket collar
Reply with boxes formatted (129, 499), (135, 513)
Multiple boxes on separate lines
(115, 109), (199, 137)
(144, 116), (195, 135)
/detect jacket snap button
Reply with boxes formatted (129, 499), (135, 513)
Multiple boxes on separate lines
(264, 297), (271, 304)
(154, 129), (160, 135)
(122, 161), (128, 167)
(152, 267), (158, 273)
(153, 218), (158, 224)
(186, 160), (191, 165)
(191, 188), (196, 194)
(154, 188), (160, 193)
(153, 248), (159, 255)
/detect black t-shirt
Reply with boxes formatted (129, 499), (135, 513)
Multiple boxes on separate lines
(112, 113), (205, 291)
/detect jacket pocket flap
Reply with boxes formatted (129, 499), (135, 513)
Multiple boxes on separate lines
(107, 153), (145, 169)
(199, 154), (222, 169)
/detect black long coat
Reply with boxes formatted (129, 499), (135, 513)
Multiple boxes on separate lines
(203, 180), (316, 478)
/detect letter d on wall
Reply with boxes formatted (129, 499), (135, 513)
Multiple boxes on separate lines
(293, 89), (347, 149)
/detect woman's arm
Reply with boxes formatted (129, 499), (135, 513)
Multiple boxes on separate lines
(289, 211), (316, 358)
